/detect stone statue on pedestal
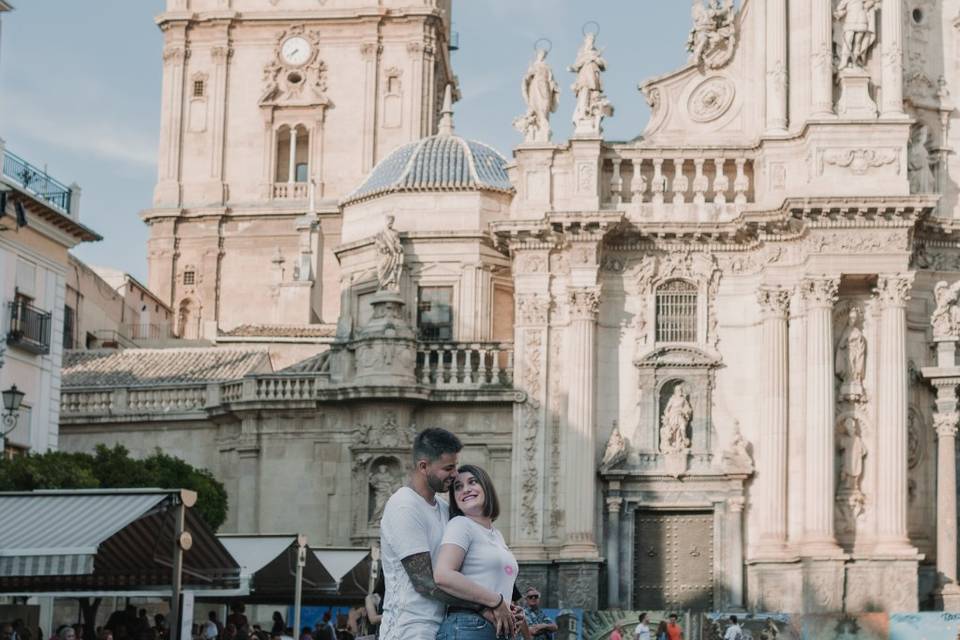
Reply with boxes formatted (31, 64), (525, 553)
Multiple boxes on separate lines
(660, 385), (693, 454)
(600, 420), (628, 471)
(835, 306), (867, 401)
(686, 0), (737, 69)
(375, 215), (403, 292)
(568, 31), (613, 136)
(834, 0), (879, 70)
(369, 464), (399, 524)
(838, 416), (867, 492)
(908, 125), (936, 194)
(515, 47), (559, 143)
(932, 280), (960, 339)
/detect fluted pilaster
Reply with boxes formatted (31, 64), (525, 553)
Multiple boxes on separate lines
(605, 494), (623, 607)
(755, 286), (792, 554)
(811, 0), (834, 117)
(799, 277), (841, 553)
(874, 275), (914, 550)
(765, 0), (788, 131)
(562, 286), (601, 557)
(881, 0), (905, 117)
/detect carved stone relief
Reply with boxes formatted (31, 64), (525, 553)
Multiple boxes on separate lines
(687, 76), (736, 123)
(517, 294), (551, 326)
(260, 26), (327, 106)
(519, 329), (544, 537)
(686, 0), (737, 69)
(818, 148), (899, 176)
(368, 458), (402, 525)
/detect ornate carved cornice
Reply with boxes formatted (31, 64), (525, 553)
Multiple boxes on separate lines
(798, 276), (840, 307)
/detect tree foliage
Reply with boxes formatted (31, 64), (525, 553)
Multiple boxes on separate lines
(0, 444), (228, 530)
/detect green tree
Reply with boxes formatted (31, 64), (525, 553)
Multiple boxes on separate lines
(0, 444), (228, 529)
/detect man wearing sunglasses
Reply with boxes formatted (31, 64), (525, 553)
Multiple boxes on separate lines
(522, 587), (558, 640)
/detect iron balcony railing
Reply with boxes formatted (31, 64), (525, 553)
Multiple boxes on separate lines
(2, 149), (72, 213)
(7, 300), (52, 355)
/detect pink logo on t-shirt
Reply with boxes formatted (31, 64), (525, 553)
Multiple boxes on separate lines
(505, 566), (515, 575)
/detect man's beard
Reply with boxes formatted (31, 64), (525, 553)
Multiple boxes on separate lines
(426, 471), (450, 493)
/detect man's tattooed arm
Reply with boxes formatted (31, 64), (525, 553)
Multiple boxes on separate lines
(400, 552), (487, 610)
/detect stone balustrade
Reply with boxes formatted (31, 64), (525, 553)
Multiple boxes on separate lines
(61, 341), (515, 418)
(601, 149), (755, 217)
(417, 342), (514, 388)
(272, 182), (309, 199)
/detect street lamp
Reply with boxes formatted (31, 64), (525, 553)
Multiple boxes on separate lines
(1, 384), (25, 454)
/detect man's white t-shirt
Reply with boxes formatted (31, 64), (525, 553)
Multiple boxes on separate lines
(440, 516), (518, 602)
(723, 623), (742, 640)
(634, 623), (651, 640)
(379, 486), (449, 640)
(202, 621), (218, 640)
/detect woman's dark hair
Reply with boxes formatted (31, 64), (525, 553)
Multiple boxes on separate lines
(448, 464), (500, 521)
(656, 621), (668, 633)
(271, 614), (282, 623)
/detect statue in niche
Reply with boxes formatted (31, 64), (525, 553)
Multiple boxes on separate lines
(568, 30), (613, 135)
(660, 385), (693, 454)
(721, 422), (753, 474)
(908, 125), (936, 194)
(834, 0), (879, 70)
(375, 215), (403, 292)
(835, 306), (867, 400)
(837, 416), (867, 492)
(600, 420), (628, 471)
(932, 280), (960, 339)
(514, 46), (559, 143)
(369, 464), (400, 525)
(686, 0), (737, 69)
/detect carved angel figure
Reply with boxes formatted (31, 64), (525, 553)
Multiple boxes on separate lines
(568, 32), (613, 134)
(514, 48), (559, 143)
(834, 0), (879, 69)
(375, 215), (403, 291)
(600, 421), (628, 470)
(838, 417), (867, 491)
(932, 280), (960, 339)
(686, 0), (737, 69)
(660, 385), (693, 454)
(908, 125), (936, 194)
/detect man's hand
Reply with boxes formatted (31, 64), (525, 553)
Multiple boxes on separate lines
(490, 599), (514, 638)
(511, 606), (531, 640)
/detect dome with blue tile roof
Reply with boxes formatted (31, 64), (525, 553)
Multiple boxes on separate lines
(342, 86), (514, 205)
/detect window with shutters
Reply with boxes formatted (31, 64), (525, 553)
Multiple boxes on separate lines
(655, 279), (698, 343)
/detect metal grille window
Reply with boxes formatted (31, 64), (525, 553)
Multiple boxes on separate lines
(63, 304), (75, 350)
(183, 271), (196, 286)
(418, 286), (453, 341)
(193, 80), (205, 98)
(655, 279), (698, 343)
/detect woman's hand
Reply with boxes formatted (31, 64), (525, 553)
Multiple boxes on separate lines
(489, 598), (514, 638)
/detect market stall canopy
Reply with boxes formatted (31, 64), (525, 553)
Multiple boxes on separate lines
(312, 547), (371, 599)
(0, 489), (240, 593)
(217, 535), (336, 601)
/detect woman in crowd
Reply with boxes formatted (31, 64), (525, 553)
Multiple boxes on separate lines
(433, 464), (520, 640)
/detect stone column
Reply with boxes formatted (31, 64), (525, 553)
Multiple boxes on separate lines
(933, 378), (960, 610)
(799, 277), (840, 552)
(562, 286), (601, 557)
(755, 286), (792, 554)
(810, 0), (834, 117)
(874, 275), (914, 550)
(765, 0), (788, 131)
(155, 35), (189, 206)
(727, 497), (746, 609)
(288, 127), (298, 184)
(880, 0), (905, 117)
(605, 491), (623, 608)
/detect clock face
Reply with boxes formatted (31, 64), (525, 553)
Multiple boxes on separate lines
(281, 36), (311, 66)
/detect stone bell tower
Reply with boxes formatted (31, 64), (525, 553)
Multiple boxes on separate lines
(144, 0), (455, 340)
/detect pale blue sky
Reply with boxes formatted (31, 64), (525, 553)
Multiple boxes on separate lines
(0, 1), (692, 282)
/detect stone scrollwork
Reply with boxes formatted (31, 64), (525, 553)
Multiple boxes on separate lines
(354, 412), (417, 449)
(687, 76), (736, 123)
(517, 294), (551, 326)
(756, 286), (791, 317)
(932, 280), (960, 339)
(820, 148), (899, 176)
(907, 408), (924, 469)
(686, 0), (738, 70)
(568, 287), (601, 320)
(260, 25), (327, 106)
(934, 411), (959, 437)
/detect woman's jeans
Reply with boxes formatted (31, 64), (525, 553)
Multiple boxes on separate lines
(436, 611), (498, 640)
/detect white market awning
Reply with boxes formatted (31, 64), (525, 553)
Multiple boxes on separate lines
(311, 548), (370, 583)
(218, 535), (298, 580)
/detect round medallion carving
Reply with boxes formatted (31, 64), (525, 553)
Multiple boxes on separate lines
(687, 76), (735, 123)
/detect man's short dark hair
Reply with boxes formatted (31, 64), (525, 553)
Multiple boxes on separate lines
(730, 615), (738, 624)
(638, 613), (647, 623)
(412, 428), (462, 464)
(669, 613), (678, 620)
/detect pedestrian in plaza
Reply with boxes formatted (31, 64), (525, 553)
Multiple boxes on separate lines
(664, 614), (682, 640)
(522, 586), (557, 640)
(269, 615), (283, 638)
(201, 613), (219, 640)
(653, 621), (668, 640)
(433, 464), (519, 640)
(634, 613), (650, 640)
(2, 623), (14, 640)
(723, 616), (742, 640)
(226, 607), (247, 632)
(610, 623), (623, 640)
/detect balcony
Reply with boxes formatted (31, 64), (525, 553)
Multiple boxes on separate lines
(272, 182), (309, 200)
(7, 300), (52, 355)
(416, 342), (514, 388)
(2, 148), (73, 214)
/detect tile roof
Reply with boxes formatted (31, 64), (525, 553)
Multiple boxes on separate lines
(220, 324), (337, 338)
(341, 134), (514, 205)
(62, 348), (272, 388)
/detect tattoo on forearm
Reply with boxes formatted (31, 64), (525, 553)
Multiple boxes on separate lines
(401, 552), (485, 610)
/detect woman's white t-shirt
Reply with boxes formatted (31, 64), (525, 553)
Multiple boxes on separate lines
(440, 515), (519, 602)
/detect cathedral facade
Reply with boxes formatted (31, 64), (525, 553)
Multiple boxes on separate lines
(59, 0), (960, 613)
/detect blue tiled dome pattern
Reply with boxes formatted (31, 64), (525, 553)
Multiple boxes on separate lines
(343, 134), (513, 204)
